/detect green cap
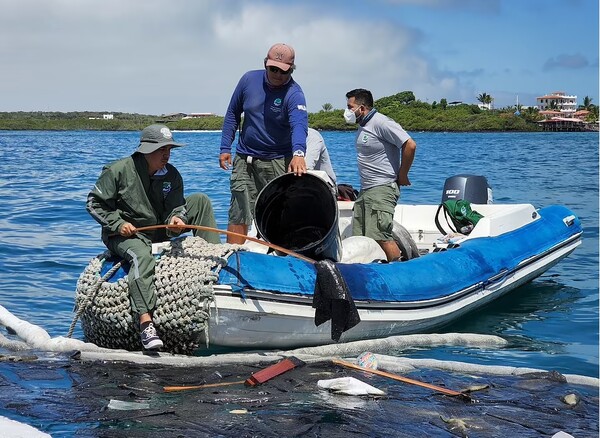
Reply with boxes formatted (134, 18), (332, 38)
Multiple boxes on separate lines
(136, 124), (184, 154)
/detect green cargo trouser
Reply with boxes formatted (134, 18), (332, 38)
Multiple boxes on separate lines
(185, 193), (221, 244)
(352, 182), (400, 241)
(228, 153), (290, 226)
(104, 193), (218, 315)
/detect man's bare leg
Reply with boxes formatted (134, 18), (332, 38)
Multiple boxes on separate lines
(378, 240), (401, 262)
(227, 224), (248, 244)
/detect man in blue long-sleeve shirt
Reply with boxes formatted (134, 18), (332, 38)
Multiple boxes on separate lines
(219, 43), (308, 244)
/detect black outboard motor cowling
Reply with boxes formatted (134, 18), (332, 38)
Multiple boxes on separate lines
(441, 174), (493, 204)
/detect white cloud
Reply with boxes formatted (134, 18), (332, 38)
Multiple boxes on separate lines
(0, 0), (476, 114)
(0, 0), (546, 113)
(203, 3), (466, 111)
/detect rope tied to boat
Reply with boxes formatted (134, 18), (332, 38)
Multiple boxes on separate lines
(67, 254), (122, 339)
(73, 236), (242, 354)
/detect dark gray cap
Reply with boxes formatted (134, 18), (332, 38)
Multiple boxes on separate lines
(136, 124), (184, 154)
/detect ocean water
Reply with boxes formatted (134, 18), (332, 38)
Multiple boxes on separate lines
(0, 130), (598, 433)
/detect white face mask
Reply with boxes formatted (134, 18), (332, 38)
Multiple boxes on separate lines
(344, 107), (359, 124)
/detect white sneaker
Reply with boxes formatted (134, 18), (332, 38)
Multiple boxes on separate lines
(140, 323), (163, 350)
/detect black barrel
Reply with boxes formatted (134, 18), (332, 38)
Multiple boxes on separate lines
(254, 173), (341, 261)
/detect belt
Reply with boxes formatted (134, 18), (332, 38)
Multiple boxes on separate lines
(238, 153), (285, 164)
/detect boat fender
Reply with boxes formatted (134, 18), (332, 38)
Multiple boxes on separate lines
(341, 236), (386, 263)
(392, 222), (420, 261)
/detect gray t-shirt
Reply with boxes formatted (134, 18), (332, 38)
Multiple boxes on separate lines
(355, 111), (411, 190)
(306, 128), (337, 184)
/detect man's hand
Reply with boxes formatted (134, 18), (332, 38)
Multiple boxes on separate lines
(119, 222), (137, 237)
(166, 216), (187, 236)
(219, 153), (232, 170)
(288, 156), (307, 176)
(168, 216), (186, 229)
(397, 173), (412, 186)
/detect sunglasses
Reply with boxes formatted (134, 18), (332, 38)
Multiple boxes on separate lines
(268, 66), (292, 75)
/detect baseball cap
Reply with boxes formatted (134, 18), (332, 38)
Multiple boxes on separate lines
(265, 43), (296, 72)
(136, 124), (184, 154)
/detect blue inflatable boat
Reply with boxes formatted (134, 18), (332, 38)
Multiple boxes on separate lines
(207, 173), (582, 349)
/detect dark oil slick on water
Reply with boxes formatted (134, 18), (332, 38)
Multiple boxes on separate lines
(0, 130), (598, 436)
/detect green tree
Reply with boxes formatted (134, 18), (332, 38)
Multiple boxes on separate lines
(321, 103), (333, 112)
(440, 98), (448, 110)
(397, 91), (416, 105)
(580, 96), (593, 110)
(477, 93), (493, 107)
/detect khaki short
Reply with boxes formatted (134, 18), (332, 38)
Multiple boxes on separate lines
(352, 182), (400, 241)
(228, 154), (289, 225)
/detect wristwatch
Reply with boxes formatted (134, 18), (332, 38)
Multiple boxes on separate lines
(293, 150), (305, 157)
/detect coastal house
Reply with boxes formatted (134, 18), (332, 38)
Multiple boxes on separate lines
(88, 113), (114, 120)
(536, 91), (577, 117)
(535, 91), (596, 131)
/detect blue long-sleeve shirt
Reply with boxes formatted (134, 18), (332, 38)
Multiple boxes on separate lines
(220, 70), (308, 159)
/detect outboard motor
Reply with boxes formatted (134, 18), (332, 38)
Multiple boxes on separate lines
(441, 174), (493, 204)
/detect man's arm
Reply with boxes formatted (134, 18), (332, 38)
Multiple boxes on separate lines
(287, 90), (308, 175)
(304, 129), (322, 170)
(219, 75), (245, 169)
(86, 167), (127, 235)
(397, 138), (416, 186)
(164, 169), (188, 236)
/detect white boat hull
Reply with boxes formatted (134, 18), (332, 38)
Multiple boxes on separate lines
(206, 237), (580, 349)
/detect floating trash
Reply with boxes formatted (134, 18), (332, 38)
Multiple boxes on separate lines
(357, 351), (378, 370)
(561, 393), (580, 406)
(107, 399), (150, 410)
(317, 377), (386, 396)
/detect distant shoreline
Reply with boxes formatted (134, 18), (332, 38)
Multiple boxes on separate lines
(0, 110), (597, 132)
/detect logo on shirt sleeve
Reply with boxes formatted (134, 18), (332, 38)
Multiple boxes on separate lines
(297, 105), (307, 111)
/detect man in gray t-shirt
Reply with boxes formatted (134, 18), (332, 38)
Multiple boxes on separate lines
(344, 88), (417, 261)
(306, 128), (337, 185)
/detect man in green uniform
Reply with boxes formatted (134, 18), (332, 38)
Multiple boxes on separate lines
(86, 124), (220, 350)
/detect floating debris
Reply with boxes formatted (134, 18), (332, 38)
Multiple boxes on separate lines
(462, 383), (490, 393)
(440, 415), (476, 436)
(561, 393), (580, 406)
(317, 376), (386, 396)
(357, 351), (378, 370)
(0, 354), (38, 362)
(107, 399), (151, 410)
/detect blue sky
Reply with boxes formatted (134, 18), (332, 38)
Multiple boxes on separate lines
(1, 0), (597, 114)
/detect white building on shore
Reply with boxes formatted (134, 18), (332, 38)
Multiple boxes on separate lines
(536, 91), (577, 117)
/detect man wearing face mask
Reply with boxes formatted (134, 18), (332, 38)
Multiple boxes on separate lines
(219, 43), (308, 244)
(344, 88), (417, 262)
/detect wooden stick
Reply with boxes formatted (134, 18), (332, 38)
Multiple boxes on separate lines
(135, 224), (315, 264)
(332, 359), (470, 400)
(163, 380), (245, 392)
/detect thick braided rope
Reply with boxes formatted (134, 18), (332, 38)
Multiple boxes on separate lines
(67, 253), (122, 338)
(74, 237), (242, 354)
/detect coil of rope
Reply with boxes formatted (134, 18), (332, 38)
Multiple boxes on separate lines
(72, 236), (241, 354)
